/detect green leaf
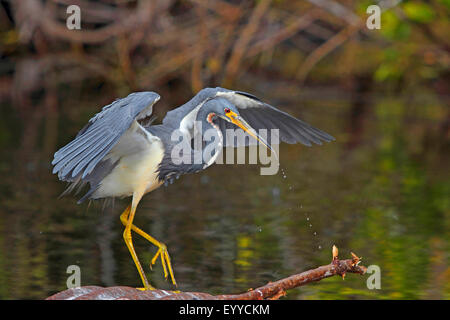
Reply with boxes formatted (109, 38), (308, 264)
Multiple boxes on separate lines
(438, 0), (450, 10)
(380, 11), (411, 40)
(403, 2), (435, 23)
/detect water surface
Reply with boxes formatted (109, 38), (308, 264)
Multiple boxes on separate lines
(0, 87), (448, 299)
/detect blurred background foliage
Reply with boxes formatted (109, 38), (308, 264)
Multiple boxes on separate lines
(0, 0), (448, 299)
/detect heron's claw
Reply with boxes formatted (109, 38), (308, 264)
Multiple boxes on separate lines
(136, 285), (155, 291)
(150, 243), (177, 286)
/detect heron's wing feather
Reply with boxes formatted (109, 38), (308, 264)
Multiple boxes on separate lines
(160, 87), (334, 148)
(52, 92), (160, 181)
(214, 89), (335, 147)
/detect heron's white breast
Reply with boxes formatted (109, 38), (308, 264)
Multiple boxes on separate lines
(93, 123), (164, 199)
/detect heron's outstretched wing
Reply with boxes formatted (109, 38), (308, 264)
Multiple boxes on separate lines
(212, 88), (335, 147)
(52, 92), (160, 182)
(161, 87), (334, 147)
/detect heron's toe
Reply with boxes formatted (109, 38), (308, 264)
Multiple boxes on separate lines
(149, 243), (177, 286)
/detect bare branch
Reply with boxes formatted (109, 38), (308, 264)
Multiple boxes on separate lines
(296, 23), (362, 84)
(46, 246), (367, 300)
(306, 0), (361, 26)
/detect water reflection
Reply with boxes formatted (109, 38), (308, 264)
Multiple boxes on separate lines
(0, 88), (448, 299)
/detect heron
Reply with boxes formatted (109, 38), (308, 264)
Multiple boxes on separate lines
(52, 87), (335, 289)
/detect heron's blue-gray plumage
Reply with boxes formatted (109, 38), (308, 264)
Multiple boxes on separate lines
(161, 88), (219, 129)
(52, 92), (160, 180)
(162, 87), (335, 148)
(147, 101), (220, 182)
(52, 87), (335, 203)
(145, 124), (187, 182)
(214, 89), (335, 146)
(52, 92), (160, 202)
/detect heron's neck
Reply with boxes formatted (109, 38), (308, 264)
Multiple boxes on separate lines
(194, 112), (223, 169)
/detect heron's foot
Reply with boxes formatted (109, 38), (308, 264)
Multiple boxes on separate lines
(136, 285), (155, 291)
(150, 243), (177, 286)
(119, 205), (177, 287)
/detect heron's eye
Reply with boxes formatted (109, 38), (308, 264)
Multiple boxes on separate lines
(224, 108), (231, 114)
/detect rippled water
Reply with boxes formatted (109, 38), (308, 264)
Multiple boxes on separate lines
(0, 87), (448, 299)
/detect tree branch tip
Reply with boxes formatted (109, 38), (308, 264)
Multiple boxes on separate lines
(332, 245), (339, 259)
(350, 251), (362, 266)
(358, 265), (368, 274)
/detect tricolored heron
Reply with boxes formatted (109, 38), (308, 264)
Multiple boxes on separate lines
(52, 87), (334, 289)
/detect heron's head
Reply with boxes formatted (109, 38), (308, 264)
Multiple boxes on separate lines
(202, 98), (273, 152)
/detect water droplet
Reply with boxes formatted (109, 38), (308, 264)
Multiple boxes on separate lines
(318, 245), (322, 249)
(309, 224), (312, 228)
(271, 187), (280, 196)
(281, 168), (287, 179)
(271, 187), (281, 205)
(313, 232), (317, 235)
(306, 217), (309, 221)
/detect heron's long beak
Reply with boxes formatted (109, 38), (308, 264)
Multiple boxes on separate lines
(224, 111), (276, 155)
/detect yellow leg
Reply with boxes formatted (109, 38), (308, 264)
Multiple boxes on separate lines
(121, 203), (154, 290)
(120, 204), (177, 286)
